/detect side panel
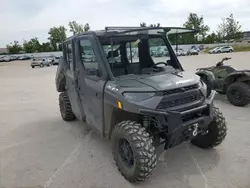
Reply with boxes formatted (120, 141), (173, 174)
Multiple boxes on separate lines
(75, 35), (108, 136)
(63, 40), (82, 120)
(55, 57), (66, 92)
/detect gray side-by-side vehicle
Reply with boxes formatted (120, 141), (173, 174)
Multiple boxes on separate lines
(55, 26), (227, 183)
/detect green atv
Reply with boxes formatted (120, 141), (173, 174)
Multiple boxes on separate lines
(196, 57), (250, 107)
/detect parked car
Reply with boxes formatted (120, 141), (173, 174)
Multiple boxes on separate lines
(187, 49), (199, 55)
(199, 45), (204, 51)
(3, 56), (11, 62)
(218, 46), (233, 53)
(174, 49), (182, 56)
(19, 55), (30, 60)
(31, 58), (50, 68)
(154, 50), (164, 57)
(209, 47), (220, 54)
(51, 56), (60, 65)
(0, 57), (4, 62)
(209, 46), (233, 54)
(191, 45), (200, 52)
(181, 49), (188, 56)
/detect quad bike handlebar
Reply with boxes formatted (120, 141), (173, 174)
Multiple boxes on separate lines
(196, 57), (232, 71)
(216, 57), (232, 67)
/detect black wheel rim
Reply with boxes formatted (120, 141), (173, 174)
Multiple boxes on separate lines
(118, 138), (134, 168)
(231, 89), (241, 100)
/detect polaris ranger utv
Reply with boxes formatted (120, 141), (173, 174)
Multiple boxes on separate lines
(55, 26), (227, 183)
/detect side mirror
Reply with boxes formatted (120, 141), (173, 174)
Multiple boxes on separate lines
(166, 60), (171, 65)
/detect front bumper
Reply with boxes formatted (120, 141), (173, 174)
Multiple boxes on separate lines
(140, 91), (216, 149)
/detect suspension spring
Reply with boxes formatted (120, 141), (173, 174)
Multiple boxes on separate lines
(143, 115), (150, 128)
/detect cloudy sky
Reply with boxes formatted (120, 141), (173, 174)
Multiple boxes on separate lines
(1, 0), (250, 47)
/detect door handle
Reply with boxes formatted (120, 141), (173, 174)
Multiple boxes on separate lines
(96, 92), (100, 98)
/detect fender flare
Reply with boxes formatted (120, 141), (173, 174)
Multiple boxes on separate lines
(196, 70), (216, 87)
(223, 72), (250, 90)
(55, 57), (66, 92)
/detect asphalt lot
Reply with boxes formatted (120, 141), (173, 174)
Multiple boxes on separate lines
(0, 52), (250, 188)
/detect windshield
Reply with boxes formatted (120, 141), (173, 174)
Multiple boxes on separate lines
(100, 35), (179, 78)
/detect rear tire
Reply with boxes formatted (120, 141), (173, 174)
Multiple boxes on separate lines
(59, 92), (76, 121)
(226, 82), (250, 106)
(111, 121), (157, 183)
(31, 66), (34, 68)
(191, 106), (227, 148)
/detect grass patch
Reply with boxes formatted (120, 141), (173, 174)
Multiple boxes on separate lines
(233, 45), (250, 52)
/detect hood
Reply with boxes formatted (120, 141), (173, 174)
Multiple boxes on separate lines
(139, 71), (200, 91)
(113, 71), (200, 92)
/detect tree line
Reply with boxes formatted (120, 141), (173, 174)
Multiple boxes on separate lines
(6, 13), (242, 54)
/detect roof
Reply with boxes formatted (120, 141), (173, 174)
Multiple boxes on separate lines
(64, 26), (199, 41)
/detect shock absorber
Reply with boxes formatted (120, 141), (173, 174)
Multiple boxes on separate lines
(143, 115), (150, 128)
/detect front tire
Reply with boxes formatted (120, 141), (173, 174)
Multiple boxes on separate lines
(111, 121), (157, 183)
(191, 106), (227, 148)
(226, 82), (250, 106)
(59, 92), (76, 121)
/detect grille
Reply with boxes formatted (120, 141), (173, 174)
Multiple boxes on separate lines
(157, 92), (204, 110)
(162, 84), (199, 95)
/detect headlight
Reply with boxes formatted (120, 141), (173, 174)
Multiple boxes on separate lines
(123, 92), (155, 102)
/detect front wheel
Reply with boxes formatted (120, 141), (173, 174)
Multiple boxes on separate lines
(59, 92), (76, 121)
(226, 82), (250, 106)
(40, 63), (44, 67)
(111, 121), (157, 183)
(191, 106), (227, 148)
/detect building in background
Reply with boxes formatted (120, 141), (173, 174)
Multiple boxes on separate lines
(242, 31), (250, 42)
(0, 48), (8, 54)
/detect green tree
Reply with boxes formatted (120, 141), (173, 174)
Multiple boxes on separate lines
(140, 22), (147, 27)
(203, 32), (218, 44)
(48, 26), (67, 51)
(149, 23), (161, 27)
(139, 23), (161, 27)
(84, 23), (90, 31)
(217, 14), (242, 40)
(23, 37), (41, 53)
(6, 40), (22, 54)
(40, 42), (53, 52)
(69, 21), (84, 35)
(183, 13), (210, 43)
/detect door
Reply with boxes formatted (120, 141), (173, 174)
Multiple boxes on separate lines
(75, 35), (106, 134)
(63, 41), (82, 120)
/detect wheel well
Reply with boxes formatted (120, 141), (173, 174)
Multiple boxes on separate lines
(108, 109), (140, 138)
(224, 74), (250, 91)
(56, 73), (66, 92)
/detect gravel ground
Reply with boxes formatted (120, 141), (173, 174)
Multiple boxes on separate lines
(0, 52), (250, 188)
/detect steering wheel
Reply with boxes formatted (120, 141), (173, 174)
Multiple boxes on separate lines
(152, 62), (168, 68)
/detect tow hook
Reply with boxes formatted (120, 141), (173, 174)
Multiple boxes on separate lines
(192, 124), (198, 136)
